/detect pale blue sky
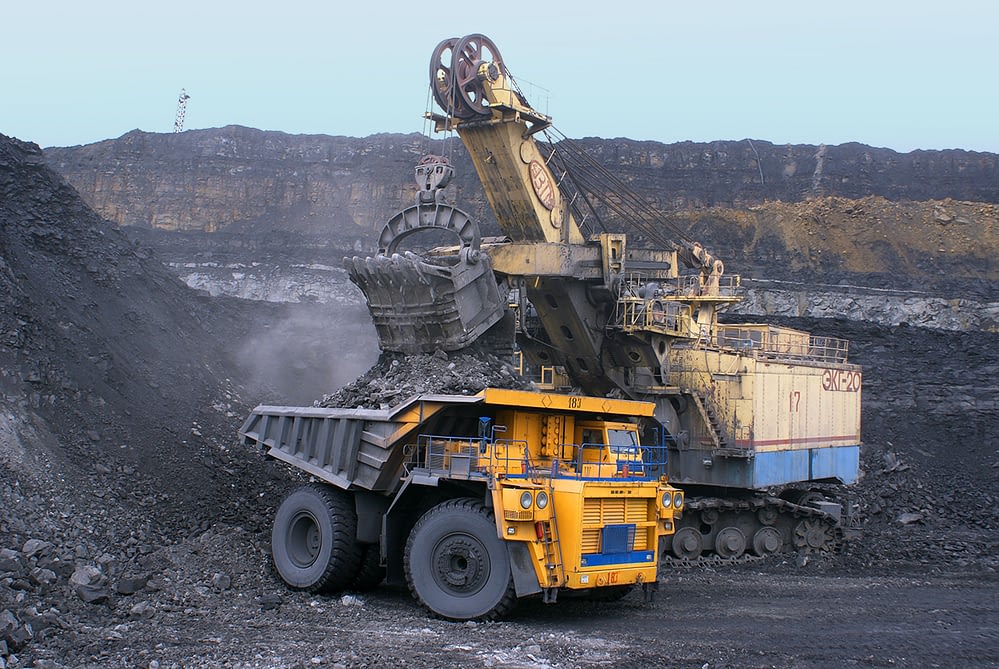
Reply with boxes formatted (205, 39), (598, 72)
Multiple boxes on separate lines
(3, 0), (996, 152)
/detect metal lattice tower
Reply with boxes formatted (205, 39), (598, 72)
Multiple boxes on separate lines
(174, 89), (191, 132)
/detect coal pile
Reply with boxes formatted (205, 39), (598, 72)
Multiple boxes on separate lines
(840, 318), (998, 566)
(318, 344), (530, 410)
(0, 133), (284, 667)
(0, 134), (249, 502)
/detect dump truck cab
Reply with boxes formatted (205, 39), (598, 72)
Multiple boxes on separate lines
(575, 420), (646, 476)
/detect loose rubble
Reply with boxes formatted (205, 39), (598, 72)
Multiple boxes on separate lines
(318, 346), (530, 410)
(1, 133), (997, 667)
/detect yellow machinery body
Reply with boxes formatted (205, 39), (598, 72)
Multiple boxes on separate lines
(416, 35), (862, 494)
(241, 387), (682, 614)
(409, 389), (682, 592)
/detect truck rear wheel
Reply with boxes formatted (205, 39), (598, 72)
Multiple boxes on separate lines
(350, 543), (385, 591)
(271, 484), (362, 592)
(404, 498), (516, 621)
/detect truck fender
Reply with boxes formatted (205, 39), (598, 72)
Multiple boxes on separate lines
(354, 490), (390, 544)
(488, 484), (539, 596)
(507, 542), (542, 597)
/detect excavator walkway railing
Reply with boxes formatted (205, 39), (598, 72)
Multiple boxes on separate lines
(714, 325), (851, 364)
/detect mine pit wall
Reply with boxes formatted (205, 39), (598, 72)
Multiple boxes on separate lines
(734, 280), (999, 333)
(162, 262), (999, 333)
(666, 348), (861, 490)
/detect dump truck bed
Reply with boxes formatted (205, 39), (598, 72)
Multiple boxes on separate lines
(239, 395), (483, 492)
(240, 388), (659, 493)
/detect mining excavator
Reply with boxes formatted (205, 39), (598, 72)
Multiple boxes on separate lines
(346, 34), (862, 561)
(241, 34), (860, 622)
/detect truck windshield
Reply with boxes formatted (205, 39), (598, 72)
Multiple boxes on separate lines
(607, 429), (639, 455)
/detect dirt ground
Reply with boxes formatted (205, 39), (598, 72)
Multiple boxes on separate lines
(8, 514), (998, 669)
(2, 133), (998, 668)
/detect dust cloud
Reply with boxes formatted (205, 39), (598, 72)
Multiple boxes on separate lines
(234, 301), (379, 405)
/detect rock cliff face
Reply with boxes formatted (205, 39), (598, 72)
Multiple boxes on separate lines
(44, 127), (434, 241)
(43, 127), (999, 333)
(45, 127), (999, 238)
(578, 139), (999, 208)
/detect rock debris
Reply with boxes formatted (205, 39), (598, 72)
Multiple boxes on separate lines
(0, 132), (996, 667)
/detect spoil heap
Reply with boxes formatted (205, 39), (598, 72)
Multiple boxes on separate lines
(840, 319), (999, 572)
(0, 133), (274, 525)
(0, 134), (279, 666)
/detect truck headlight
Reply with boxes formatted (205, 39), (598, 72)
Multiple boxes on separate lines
(520, 491), (533, 509)
(672, 491), (684, 509)
(662, 492), (671, 508)
(536, 491), (549, 509)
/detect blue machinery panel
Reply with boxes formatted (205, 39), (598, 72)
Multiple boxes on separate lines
(753, 445), (860, 487)
(669, 444), (860, 489)
(579, 524), (655, 567)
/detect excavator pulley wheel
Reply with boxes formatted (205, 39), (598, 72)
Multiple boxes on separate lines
(451, 33), (504, 118)
(430, 37), (474, 119)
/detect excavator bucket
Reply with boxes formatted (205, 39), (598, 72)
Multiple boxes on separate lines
(347, 155), (506, 354)
(345, 248), (504, 354)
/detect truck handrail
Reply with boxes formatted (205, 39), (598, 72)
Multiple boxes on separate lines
(413, 433), (669, 482)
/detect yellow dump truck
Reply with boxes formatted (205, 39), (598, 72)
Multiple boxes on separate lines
(240, 388), (683, 620)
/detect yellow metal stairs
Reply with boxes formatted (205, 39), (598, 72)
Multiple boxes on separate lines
(537, 491), (565, 602)
(689, 392), (751, 459)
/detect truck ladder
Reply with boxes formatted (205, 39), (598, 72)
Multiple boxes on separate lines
(537, 488), (565, 602)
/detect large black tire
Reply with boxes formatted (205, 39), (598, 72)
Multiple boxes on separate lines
(349, 543), (385, 591)
(404, 498), (516, 621)
(271, 484), (362, 592)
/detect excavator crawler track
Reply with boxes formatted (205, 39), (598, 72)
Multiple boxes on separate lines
(662, 495), (844, 567)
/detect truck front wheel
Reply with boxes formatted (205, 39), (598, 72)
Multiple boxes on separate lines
(405, 498), (516, 621)
(271, 484), (362, 592)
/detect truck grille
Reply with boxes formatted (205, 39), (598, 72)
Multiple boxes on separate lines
(581, 498), (650, 553)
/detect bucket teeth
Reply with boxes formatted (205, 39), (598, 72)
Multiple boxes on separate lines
(345, 251), (504, 354)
